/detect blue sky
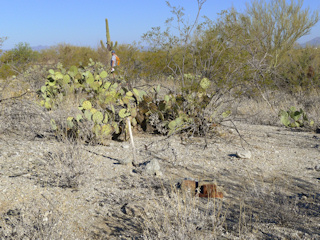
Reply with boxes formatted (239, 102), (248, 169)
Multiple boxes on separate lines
(1, 0), (320, 50)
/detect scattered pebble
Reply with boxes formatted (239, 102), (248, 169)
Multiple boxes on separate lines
(236, 150), (252, 159)
(122, 144), (130, 149)
(145, 159), (162, 176)
(117, 158), (133, 166)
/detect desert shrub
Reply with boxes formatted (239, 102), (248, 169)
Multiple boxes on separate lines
(96, 45), (109, 66)
(0, 205), (61, 239)
(11, 42), (39, 67)
(279, 46), (320, 95)
(141, 185), (226, 239)
(0, 36), (6, 52)
(142, 0), (319, 98)
(0, 62), (15, 79)
(243, 182), (315, 238)
(30, 140), (90, 188)
(54, 44), (100, 68)
(0, 99), (51, 139)
(115, 44), (160, 84)
(29, 44), (102, 70)
(0, 43), (39, 78)
(14, 64), (52, 92)
(37, 47), (60, 66)
(140, 50), (173, 80)
(0, 197), (91, 239)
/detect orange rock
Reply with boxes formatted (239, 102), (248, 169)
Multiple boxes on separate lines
(180, 180), (223, 198)
(198, 184), (223, 198)
(181, 180), (196, 193)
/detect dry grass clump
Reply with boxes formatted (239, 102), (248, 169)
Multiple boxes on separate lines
(91, 178), (234, 239)
(30, 140), (91, 189)
(0, 198), (63, 239)
(0, 136), (94, 239)
(244, 184), (299, 224)
(0, 95), (98, 145)
(0, 99), (51, 139)
(139, 185), (228, 240)
(240, 179), (320, 239)
(0, 195), (92, 240)
(0, 207), (58, 239)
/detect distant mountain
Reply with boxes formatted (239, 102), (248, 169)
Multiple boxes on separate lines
(2, 45), (51, 53)
(300, 37), (320, 47)
(31, 45), (51, 51)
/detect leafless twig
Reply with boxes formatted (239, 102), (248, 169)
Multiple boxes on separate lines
(0, 90), (32, 103)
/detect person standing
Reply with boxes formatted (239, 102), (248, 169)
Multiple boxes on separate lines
(110, 50), (117, 78)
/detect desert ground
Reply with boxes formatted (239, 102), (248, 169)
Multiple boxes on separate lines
(0, 96), (319, 239)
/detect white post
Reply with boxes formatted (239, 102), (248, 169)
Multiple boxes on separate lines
(126, 117), (137, 166)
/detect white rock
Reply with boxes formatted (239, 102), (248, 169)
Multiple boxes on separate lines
(145, 159), (162, 176)
(122, 144), (130, 149)
(236, 150), (252, 159)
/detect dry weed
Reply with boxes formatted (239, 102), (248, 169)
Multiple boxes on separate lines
(140, 184), (228, 240)
(0, 99), (51, 139)
(30, 140), (91, 189)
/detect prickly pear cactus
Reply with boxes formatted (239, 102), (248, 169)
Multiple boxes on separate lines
(82, 101), (92, 110)
(100, 71), (108, 79)
(119, 108), (130, 119)
(84, 109), (92, 121)
(67, 117), (74, 129)
(40, 60), (225, 141)
(200, 78), (211, 89)
(92, 111), (104, 124)
(101, 124), (112, 136)
(279, 107), (314, 128)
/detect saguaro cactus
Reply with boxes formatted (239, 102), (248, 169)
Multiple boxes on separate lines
(100, 18), (117, 62)
(105, 18), (111, 48)
(100, 18), (111, 61)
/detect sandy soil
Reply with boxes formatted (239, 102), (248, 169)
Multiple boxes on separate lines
(0, 121), (319, 239)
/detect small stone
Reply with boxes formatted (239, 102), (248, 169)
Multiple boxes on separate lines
(145, 159), (162, 176)
(315, 165), (320, 171)
(118, 158), (133, 165)
(228, 129), (235, 134)
(122, 144), (130, 149)
(236, 150), (252, 159)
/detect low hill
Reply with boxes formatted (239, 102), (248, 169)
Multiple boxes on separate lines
(300, 37), (320, 47)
